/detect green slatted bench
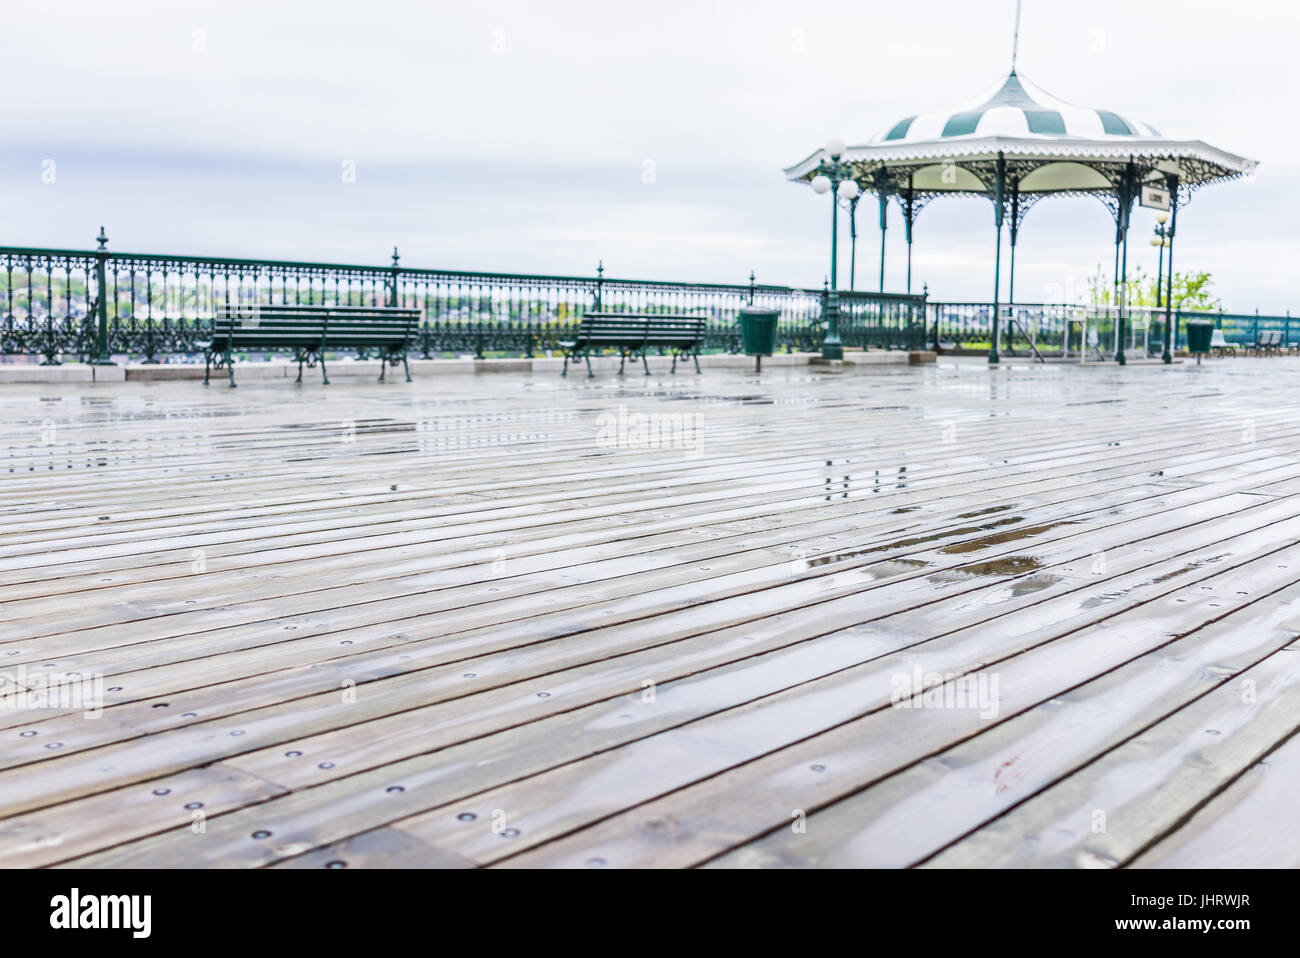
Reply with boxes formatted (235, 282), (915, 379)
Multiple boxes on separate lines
(1248, 329), (1282, 356)
(198, 304), (420, 387)
(560, 312), (706, 377)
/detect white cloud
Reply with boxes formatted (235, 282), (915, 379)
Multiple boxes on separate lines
(0, 0), (1289, 309)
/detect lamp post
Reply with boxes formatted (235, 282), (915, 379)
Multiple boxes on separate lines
(1150, 211), (1172, 359)
(847, 192), (861, 291)
(809, 138), (861, 360)
(1150, 212), (1171, 307)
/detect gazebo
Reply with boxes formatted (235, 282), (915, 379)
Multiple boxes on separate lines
(785, 50), (1258, 363)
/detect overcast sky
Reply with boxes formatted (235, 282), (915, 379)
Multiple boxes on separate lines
(0, 0), (1292, 310)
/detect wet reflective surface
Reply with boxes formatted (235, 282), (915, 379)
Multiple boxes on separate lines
(2, 355), (1299, 868)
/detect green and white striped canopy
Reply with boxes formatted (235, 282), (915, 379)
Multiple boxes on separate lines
(875, 71), (1158, 143)
(786, 71), (1257, 196)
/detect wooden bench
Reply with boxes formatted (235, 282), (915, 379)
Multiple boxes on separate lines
(198, 304), (420, 387)
(1248, 329), (1282, 356)
(1209, 329), (1237, 357)
(560, 312), (706, 377)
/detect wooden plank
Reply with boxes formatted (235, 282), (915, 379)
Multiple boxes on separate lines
(3, 359), (1300, 868)
(405, 554), (1300, 867)
(7, 475), (1293, 795)
(1129, 727), (1300, 868)
(268, 826), (474, 869)
(3, 764), (287, 869)
(638, 579), (1300, 869)
(917, 641), (1300, 868)
(55, 533), (1300, 867)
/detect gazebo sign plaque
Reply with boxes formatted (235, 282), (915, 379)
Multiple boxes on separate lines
(1140, 185), (1172, 211)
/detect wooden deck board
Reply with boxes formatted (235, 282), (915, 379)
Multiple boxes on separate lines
(2, 357), (1299, 868)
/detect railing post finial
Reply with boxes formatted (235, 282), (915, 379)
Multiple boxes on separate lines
(91, 227), (114, 365)
(388, 247), (401, 307)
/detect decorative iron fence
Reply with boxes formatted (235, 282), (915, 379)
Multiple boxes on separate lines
(1195, 310), (1297, 347)
(927, 302), (1298, 356)
(928, 303), (1125, 356)
(0, 233), (928, 363)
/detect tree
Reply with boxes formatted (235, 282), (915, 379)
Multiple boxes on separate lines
(1086, 265), (1221, 311)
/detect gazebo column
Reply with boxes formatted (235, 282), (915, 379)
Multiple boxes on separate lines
(1161, 173), (1180, 363)
(989, 152), (1007, 365)
(903, 182), (916, 294)
(875, 169), (891, 293)
(1113, 160), (1136, 365)
(1007, 181), (1020, 307)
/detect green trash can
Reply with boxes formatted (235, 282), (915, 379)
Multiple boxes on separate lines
(738, 308), (780, 371)
(1186, 319), (1214, 365)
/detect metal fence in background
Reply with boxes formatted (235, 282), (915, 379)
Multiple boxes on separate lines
(11, 235), (1281, 366)
(927, 302), (1298, 357)
(1204, 310), (1298, 346)
(0, 236), (928, 364)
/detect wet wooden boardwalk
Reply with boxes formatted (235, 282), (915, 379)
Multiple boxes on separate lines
(1, 356), (1298, 869)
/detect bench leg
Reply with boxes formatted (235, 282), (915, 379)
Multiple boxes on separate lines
(562, 352), (569, 377)
(585, 353), (593, 378)
(403, 353), (412, 383)
(671, 352), (678, 374)
(693, 348), (701, 374)
(642, 349), (650, 376)
(618, 351), (626, 376)
(295, 351), (304, 383)
(320, 354), (329, 385)
(227, 351), (236, 388)
(379, 356), (387, 382)
(203, 351), (211, 386)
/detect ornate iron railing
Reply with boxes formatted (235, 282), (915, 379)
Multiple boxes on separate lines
(1191, 310), (1297, 347)
(927, 302), (1298, 355)
(0, 233), (928, 363)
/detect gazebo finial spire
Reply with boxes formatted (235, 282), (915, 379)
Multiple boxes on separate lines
(1010, 0), (1022, 74)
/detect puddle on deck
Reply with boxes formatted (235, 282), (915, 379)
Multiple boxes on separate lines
(927, 555), (1046, 580)
(938, 519), (1080, 555)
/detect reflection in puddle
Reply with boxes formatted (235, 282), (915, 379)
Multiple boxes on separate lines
(824, 459), (850, 499)
(823, 462), (909, 500)
(1080, 590), (1128, 610)
(856, 558), (932, 580)
(806, 540), (930, 568)
(1003, 573), (1061, 596)
(926, 555), (1045, 581)
(1149, 555), (1224, 584)
(939, 519), (1079, 555)
(955, 504), (1016, 520)
(842, 515), (1025, 558)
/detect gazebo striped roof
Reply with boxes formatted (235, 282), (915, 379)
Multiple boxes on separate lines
(784, 70), (1257, 193)
(872, 71), (1160, 144)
